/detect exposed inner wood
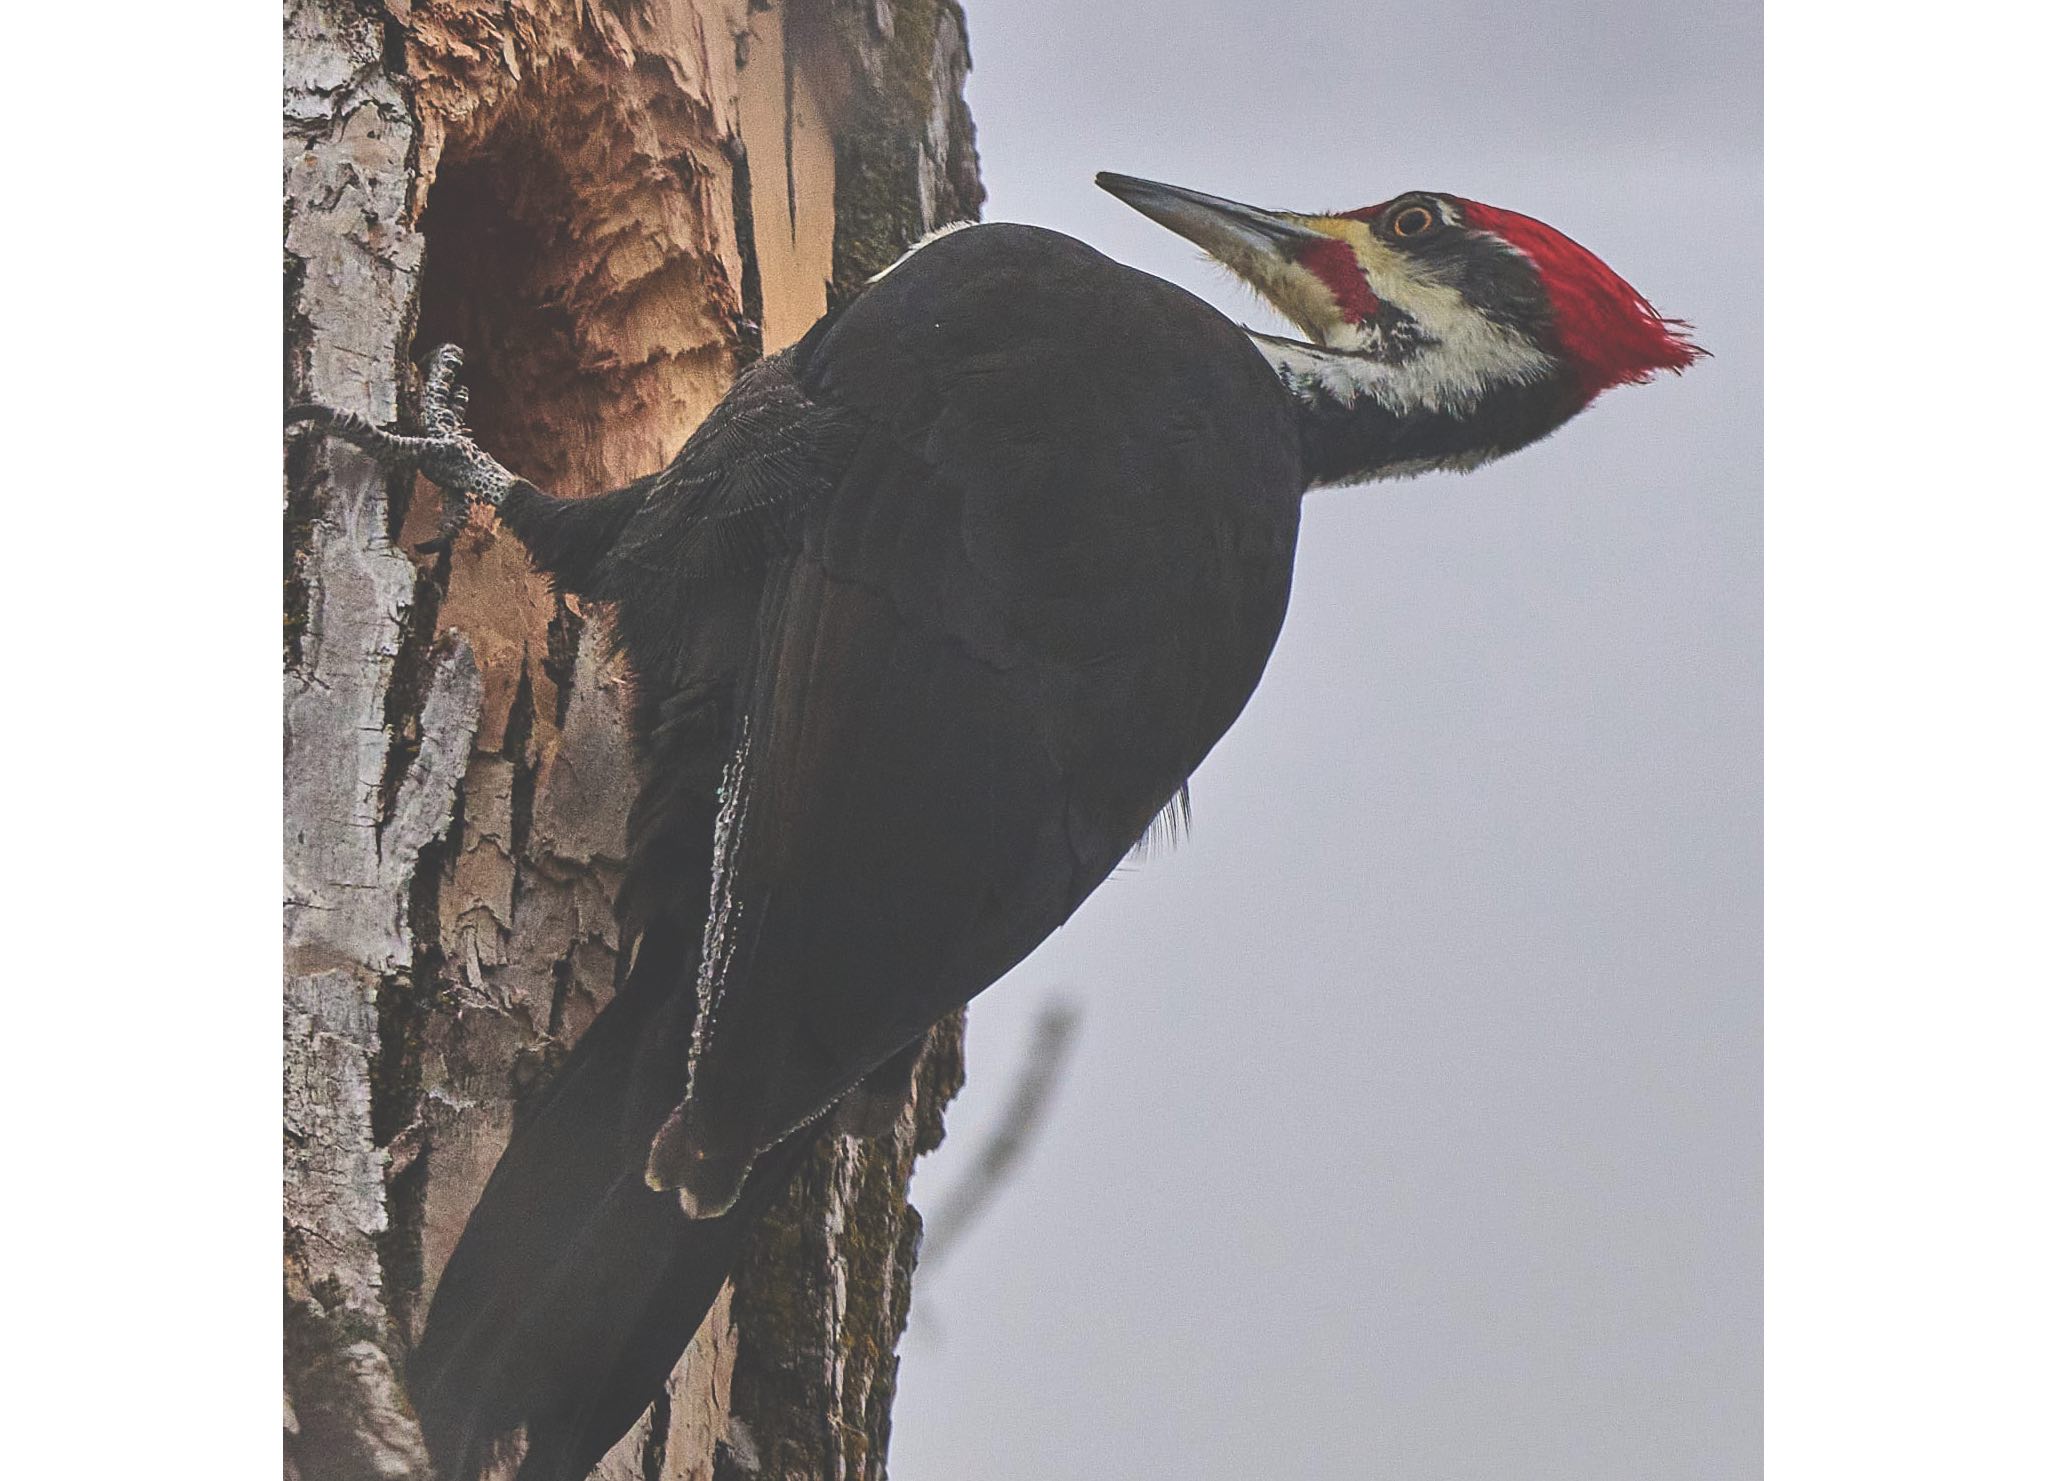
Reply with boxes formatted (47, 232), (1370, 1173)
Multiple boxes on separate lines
(737, 4), (837, 353)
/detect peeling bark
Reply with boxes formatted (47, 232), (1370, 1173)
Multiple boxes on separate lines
(284, 1), (982, 1476)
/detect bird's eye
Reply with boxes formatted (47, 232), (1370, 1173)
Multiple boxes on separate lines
(1391, 204), (1437, 239)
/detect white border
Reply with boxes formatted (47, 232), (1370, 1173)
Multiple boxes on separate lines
(10, 8), (278, 1469)
(1769, 3), (2046, 1474)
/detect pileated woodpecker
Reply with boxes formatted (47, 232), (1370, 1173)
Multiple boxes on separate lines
(290, 172), (1699, 1481)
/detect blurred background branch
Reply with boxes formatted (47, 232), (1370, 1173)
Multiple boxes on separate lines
(918, 998), (1082, 1275)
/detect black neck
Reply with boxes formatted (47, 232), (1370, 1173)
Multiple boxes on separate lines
(1248, 332), (1584, 489)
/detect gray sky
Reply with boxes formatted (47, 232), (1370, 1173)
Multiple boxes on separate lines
(890, 2), (1760, 1478)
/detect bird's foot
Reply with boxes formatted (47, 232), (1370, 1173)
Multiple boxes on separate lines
(286, 344), (519, 548)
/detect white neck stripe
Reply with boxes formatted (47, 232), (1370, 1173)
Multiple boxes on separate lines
(1248, 323), (1555, 419)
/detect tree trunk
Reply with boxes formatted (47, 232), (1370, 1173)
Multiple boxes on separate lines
(283, 3), (982, 1476)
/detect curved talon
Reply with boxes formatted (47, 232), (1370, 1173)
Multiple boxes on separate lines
(422, 343), (469, 437)
(285, 403), (438, 471)
(284, 402), (363, 435)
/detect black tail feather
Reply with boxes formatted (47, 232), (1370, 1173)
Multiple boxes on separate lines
(510, 1128), (824, 1481)
(408, 921), (819, 1481)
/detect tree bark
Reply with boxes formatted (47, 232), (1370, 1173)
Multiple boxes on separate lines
(283, 3), (982, 1477)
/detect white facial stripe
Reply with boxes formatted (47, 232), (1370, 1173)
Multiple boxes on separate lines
(1251, 313), (1553, 421)
(1339, 234), (1556, 413)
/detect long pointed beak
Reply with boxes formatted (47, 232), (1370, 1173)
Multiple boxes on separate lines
(1096, 172), (1325, 261)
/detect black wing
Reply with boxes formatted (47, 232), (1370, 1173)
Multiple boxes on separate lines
(648, 225), (1305, 1208)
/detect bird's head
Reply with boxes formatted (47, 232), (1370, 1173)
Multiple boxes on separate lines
(1097, 171), (1701, 483)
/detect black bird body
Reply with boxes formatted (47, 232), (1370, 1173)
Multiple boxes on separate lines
(646, 225), (1303, 1183)
(293, 177), (1697, 1479)
(410, 224), (1304, 1479)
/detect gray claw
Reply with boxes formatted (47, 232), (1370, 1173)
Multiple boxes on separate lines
(424, 343), (465, 388)
(421, 343), (470, 438)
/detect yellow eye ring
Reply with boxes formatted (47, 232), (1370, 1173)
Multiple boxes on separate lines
(1391, 205), (1436, 238)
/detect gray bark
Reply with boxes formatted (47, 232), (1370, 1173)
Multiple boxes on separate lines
(283, 2), (983, 1476)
